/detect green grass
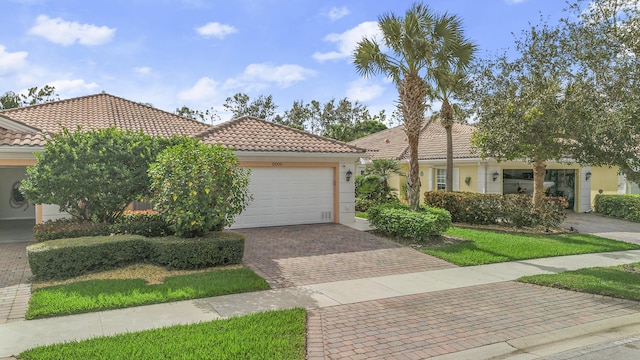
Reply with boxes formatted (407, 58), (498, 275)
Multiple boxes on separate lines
(26, 267), (270, 319)
(424, 227), (640, 266)
(355, 211), (368, 219)
(519, 263), (640, 301)
(19, 308), (306, 360)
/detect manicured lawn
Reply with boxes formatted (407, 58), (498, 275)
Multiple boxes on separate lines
(519, 263), (640, 301)
(355, 211), (368, 219)
(19, 308), (306, 360)
(423, 227), (640, 266)
(26, 267), (270, 319)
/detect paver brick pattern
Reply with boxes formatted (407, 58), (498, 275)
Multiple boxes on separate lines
(309, 281), (640, 359)
(0, 242), (32, 323)
(239, 224), (455, 288)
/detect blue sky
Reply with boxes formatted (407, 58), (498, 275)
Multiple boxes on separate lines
(0, 0), (568, 123)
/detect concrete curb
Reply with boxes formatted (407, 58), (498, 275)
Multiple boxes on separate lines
(429, 313), (640, 359)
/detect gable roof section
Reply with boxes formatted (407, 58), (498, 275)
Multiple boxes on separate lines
(0, 128), (46, 147)
(349, 118), (478, 160)
(0, 93), (211, 139)
(199, 116), (366, 154)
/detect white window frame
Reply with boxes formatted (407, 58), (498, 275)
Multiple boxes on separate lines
(436, 169), (446, 190)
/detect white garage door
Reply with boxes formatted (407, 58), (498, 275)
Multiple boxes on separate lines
(231, 167), (334, 229)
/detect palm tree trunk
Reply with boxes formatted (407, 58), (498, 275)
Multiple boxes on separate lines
(441, 98), (454, 192)
(532, 159), (547, 208)
(399, 73), (427, 211)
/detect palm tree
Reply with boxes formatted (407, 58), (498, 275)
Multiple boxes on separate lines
(353, 3), (473, 210)
(430, 21), (476, 192)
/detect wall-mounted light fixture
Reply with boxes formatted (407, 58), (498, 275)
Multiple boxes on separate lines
(492, 171), (500, 182)
(585, 171), (592, 181)
(346, 169), (353, 182)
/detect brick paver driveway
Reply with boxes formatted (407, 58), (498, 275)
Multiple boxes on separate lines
(238, 224), (455, 288)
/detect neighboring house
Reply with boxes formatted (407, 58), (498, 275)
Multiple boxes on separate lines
(0, 93), (364, 228)
(349, 118), (634, 212)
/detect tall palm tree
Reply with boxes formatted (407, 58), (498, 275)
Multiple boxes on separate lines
(353, 3), (472, 210)
(430, 20), (476, 192)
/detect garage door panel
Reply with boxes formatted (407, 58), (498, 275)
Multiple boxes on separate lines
(231, 167), (334, 229)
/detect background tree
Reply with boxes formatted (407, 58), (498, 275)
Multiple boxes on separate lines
(223, 93), (278, 121)
(174, 105), (220, 124)
(467, 21), (578, 207)
(149, 140), (252, 237)
(0, 85), (58, 109)
(354, 3), (463, 210)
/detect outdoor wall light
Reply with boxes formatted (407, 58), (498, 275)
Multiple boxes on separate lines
(492, 171), (500, 182)
(346, 169), (353, 182)
(585, 171), (592, 181)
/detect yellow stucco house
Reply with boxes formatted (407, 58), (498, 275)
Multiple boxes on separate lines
(350, 118), (637, 213)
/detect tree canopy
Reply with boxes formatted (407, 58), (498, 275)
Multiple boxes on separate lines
(467, 0), (640, 206)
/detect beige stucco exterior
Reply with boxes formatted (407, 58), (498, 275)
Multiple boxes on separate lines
(376, 159), (626, 213)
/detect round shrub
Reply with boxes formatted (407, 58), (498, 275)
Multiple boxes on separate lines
(369, 203), (452, 240)
(148, 140), (252, 238)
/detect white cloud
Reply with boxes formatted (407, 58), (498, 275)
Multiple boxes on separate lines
(133, 66), (152, 75)
(313, 21), (380, 62)
(328, 6), (350, 21)
(47, 79), (99, 94)
(224, 63), (316, 90)
(346, 79), (384, 102)
(178, 77), (221, 103)
(0, 45), (28, 75)
(195, 22), (237, 39)
(28, 15), (116, 46)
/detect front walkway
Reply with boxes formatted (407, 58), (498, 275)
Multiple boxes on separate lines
(0, 220), (34, 324)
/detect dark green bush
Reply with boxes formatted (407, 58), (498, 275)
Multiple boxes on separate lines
(423, 191), (566, 228)
(423, 191), (502, 224)
(368, 203), (452, 239)
(110, 210), (173, 237)
(27, 232), (245, 280)
(27, 235), (151, 280)
(33, 219), (112, 242)
(152, 232), (245, 269)
(595, 194), (640, 221)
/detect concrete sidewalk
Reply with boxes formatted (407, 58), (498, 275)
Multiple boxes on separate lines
(3, 249), (640, 358)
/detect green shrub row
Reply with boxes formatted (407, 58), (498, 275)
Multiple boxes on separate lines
(368, 203), (452, 240)
(594, 194), (640, 221)
(33, 211), (173, 242)
(27, 232), (245, 280)
(423, 191), (566, 227)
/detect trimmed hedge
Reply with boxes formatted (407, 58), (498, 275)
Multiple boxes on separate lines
(33, 211), (173, 242)
(423, 191), (566, 228)
(27, 232), (245, 280)
(595, 194), (640, 222)
(368, 203), (452, 240)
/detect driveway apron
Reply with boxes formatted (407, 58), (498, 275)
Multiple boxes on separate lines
(238, 224), (455, 288)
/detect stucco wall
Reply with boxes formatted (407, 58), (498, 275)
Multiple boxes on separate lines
(590, 166), (620, 205)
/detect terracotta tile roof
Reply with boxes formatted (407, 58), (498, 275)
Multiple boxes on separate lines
(349, 118), (478, 160)
(0, 93), (211, 139)
(0, 128), (47, 147)
(199, 116), (366, 154)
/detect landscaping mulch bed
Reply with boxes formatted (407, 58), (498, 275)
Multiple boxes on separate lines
(31, 263), (243, 289)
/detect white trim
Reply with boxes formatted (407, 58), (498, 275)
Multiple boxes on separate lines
(0, 146), (43, 153)
(0, 117), (40, 132)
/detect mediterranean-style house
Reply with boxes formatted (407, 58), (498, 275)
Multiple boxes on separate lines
(0, 93), (364, 228)
(349, 118), (638, 212)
